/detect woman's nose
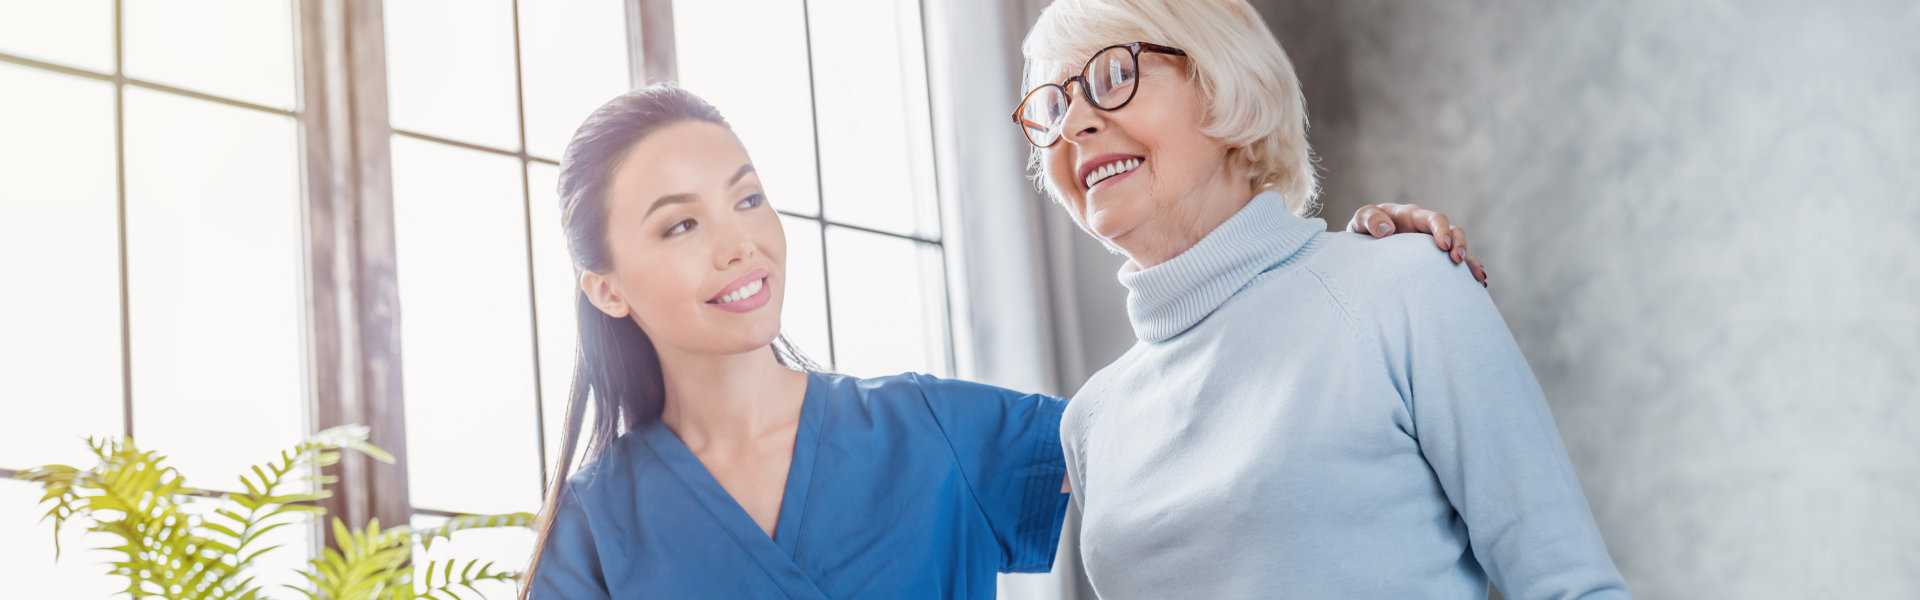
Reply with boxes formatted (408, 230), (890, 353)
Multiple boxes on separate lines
(1058, 82), (1102, 142)
(714, 226), (756, 269)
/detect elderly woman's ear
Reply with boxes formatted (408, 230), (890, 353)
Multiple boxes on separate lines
(1346, 203), (1489, 287)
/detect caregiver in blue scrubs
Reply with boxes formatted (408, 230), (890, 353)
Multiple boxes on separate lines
(518, 84), (1482, 599)
(519, 84), (1067, 599)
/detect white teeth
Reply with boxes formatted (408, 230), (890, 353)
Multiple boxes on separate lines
(718, 278), (763, 304)
(1085, 158), (1142, 189)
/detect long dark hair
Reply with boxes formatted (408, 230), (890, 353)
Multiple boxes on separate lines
(518, 83), (818, 597)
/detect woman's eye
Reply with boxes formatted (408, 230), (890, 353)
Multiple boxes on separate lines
(665, 219), (696, 237)
(737, 193), (767, 210)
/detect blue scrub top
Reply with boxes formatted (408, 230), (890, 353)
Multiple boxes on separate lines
(528, 371), (1071, 599)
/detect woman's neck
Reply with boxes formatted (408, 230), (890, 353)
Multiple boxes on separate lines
(655, 344), (808, 452)
(1114, 164), (1261, 269)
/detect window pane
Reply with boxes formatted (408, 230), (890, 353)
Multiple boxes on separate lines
(0, 480), (123, 599)
(124, 0), (297, 109)
(391, 136), (543, 515)
(385, 0), (520, 150)
(826, 227), (949, 378)
(525, 163), (580, 479)
(778, 216), (831, 368)
(410, 514), (535, 600)
(0, 0), (112, 72)
(0, 65), (123, 469)
(123, 88), (305, 489)
(808, 0), (940, 238)
(674, 0), (820, 216)
(518, 0), (630, 161)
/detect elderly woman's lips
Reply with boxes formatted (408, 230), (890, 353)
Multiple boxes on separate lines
(1087, 158), (1144, 190)
(1077, 153), (1145, 186)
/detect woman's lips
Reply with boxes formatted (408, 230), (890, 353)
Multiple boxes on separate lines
(708, 269), (772, 314)
(709, 277), (771, 313)
(1087, 160), (1141, 194)
(709, 269), (768, 302)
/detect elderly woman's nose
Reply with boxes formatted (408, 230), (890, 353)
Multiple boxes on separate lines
(1059, 84), (1103, 142)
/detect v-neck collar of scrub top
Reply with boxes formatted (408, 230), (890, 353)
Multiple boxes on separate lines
(637, 370), (829, 599)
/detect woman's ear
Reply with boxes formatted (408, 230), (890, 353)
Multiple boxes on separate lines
(580, 270), (631, 319)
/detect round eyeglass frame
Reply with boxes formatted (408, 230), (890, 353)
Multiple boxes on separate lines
(1011, 42), (1188, 148)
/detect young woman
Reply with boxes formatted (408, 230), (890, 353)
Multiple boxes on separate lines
(1016, 0), (1628, 598)
(519, 84), (1482, 598)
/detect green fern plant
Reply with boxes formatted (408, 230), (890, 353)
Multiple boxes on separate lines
(14, 425), (535, 600)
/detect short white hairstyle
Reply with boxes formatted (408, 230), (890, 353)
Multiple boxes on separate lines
(1021, 0), (1319, 215)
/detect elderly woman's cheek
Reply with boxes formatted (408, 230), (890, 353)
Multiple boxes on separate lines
(1048, 153), (1078, 199)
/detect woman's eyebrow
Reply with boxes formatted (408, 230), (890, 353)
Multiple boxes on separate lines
(644, 193), (697, 219)
(728, 163), (756, 186)
(642, 164), (755, 219)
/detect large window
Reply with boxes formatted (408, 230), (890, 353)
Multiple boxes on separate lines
(2, 1), (958, 598)
(1, 0), (311, 597)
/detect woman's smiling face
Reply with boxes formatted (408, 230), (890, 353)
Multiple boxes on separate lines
(1041, 49), (1241, 261)
(583, 120), (789, 357)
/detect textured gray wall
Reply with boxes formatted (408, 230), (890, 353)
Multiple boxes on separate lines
(1058, 1), (1920, 598)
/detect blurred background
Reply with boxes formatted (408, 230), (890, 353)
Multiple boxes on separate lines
(1, 1), (1914, 599)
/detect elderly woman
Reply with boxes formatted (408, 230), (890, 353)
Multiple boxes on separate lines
(1015, 1), (1629, 598)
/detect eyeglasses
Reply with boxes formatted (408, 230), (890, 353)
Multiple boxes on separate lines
(1011, 42), (1188, 148)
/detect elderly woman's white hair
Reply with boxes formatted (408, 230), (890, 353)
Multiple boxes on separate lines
(1022, 0), (1319, 215)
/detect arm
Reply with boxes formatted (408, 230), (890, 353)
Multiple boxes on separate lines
(1382, 251), (1628, 599)
(910, 374), (1072, 573)
(1346, 202), (1490, 285)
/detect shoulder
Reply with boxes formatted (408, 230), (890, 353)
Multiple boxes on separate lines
(559, 430), (649, 500)
(822, 370), (1059, 407)
(1303, 231), (1484, 311)
(901, 372), (1057, 404)
(870, 372), (1068, 430)
(803, 371), (1010, 426)
(808, 370), (930, 414)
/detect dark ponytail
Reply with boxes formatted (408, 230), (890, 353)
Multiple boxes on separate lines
(519, 83), (818, 598)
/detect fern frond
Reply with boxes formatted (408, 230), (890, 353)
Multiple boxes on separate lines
(15, 463), (82, 556)
(18, 426), (534, 600)
(413, 559), (518, 600)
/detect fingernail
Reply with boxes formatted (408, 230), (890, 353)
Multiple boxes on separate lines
(1371, 222), (1390, 236)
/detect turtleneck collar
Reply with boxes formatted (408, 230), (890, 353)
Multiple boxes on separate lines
(1116, 190), (1324, 343)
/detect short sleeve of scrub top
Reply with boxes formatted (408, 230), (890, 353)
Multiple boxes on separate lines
(526, 479), (612, 600)
(526, 371), (1071, 599)
(906, 372), (1073, 572)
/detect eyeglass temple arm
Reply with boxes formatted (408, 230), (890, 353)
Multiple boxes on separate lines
(1137, 42), (1187, 56)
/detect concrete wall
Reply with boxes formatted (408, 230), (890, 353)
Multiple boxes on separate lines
(1057, 1), (1920, 597)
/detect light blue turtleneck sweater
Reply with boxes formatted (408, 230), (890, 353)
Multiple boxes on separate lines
(1062, 191), (1628, 599)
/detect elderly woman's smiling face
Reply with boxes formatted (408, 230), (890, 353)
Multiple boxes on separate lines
(1040, 48), (1251, 267)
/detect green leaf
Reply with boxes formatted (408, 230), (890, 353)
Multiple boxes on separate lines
(26, 426), (532, 600)
(241, 543), (285, 568)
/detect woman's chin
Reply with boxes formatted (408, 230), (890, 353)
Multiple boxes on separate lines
(1084, 207), (1142, 246)
(681, 316), (785, 358)
(700, 335), (782, 359)
(738, 323), (784, 354)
